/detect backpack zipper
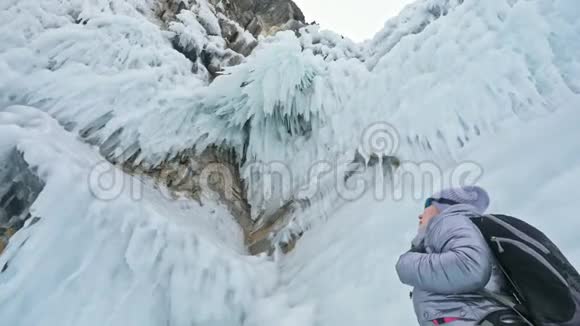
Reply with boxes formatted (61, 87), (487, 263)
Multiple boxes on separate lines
(485, 215), (550, 254)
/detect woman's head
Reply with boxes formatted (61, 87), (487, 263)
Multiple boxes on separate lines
(419, 186), (490, 226)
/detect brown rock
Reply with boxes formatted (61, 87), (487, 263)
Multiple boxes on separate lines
(210, 0), (306, 38)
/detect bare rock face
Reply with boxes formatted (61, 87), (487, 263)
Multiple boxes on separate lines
(209, 0), (305, 38)
(125, 146), (255, 237)
(157, 0), (305, 80)
(0, 149), (44, 255)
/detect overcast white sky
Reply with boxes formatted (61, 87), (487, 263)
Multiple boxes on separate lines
(293, 0), (415, 42)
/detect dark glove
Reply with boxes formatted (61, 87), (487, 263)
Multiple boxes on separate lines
(409, 227), (427, 253)
(409, 240), (426, 253)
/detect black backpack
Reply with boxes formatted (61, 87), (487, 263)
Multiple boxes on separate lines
(470, 214), (580, 326)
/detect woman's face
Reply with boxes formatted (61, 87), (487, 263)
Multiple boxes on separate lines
(419, 204), (439, 227)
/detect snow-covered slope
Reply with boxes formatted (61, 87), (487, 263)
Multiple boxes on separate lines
(363, 0), (580, 160)
(0, 0), (579, 325)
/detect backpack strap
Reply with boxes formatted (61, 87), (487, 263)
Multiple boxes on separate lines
(479, 289), (536, 326)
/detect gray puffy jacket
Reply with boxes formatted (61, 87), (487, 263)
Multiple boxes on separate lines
(396, 204), (506, 325)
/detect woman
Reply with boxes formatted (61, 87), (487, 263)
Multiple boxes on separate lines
(396, 186), (525, 326)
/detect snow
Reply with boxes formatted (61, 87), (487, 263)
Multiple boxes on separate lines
(194, 0), (221, 36)
(360, 0), (580, 161)
(0, 0), (579, 325)
(170, 10), (209, 53)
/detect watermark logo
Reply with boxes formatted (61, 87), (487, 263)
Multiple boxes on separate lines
(359, 121), (400, 157)
(87, 122), (483, 205)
